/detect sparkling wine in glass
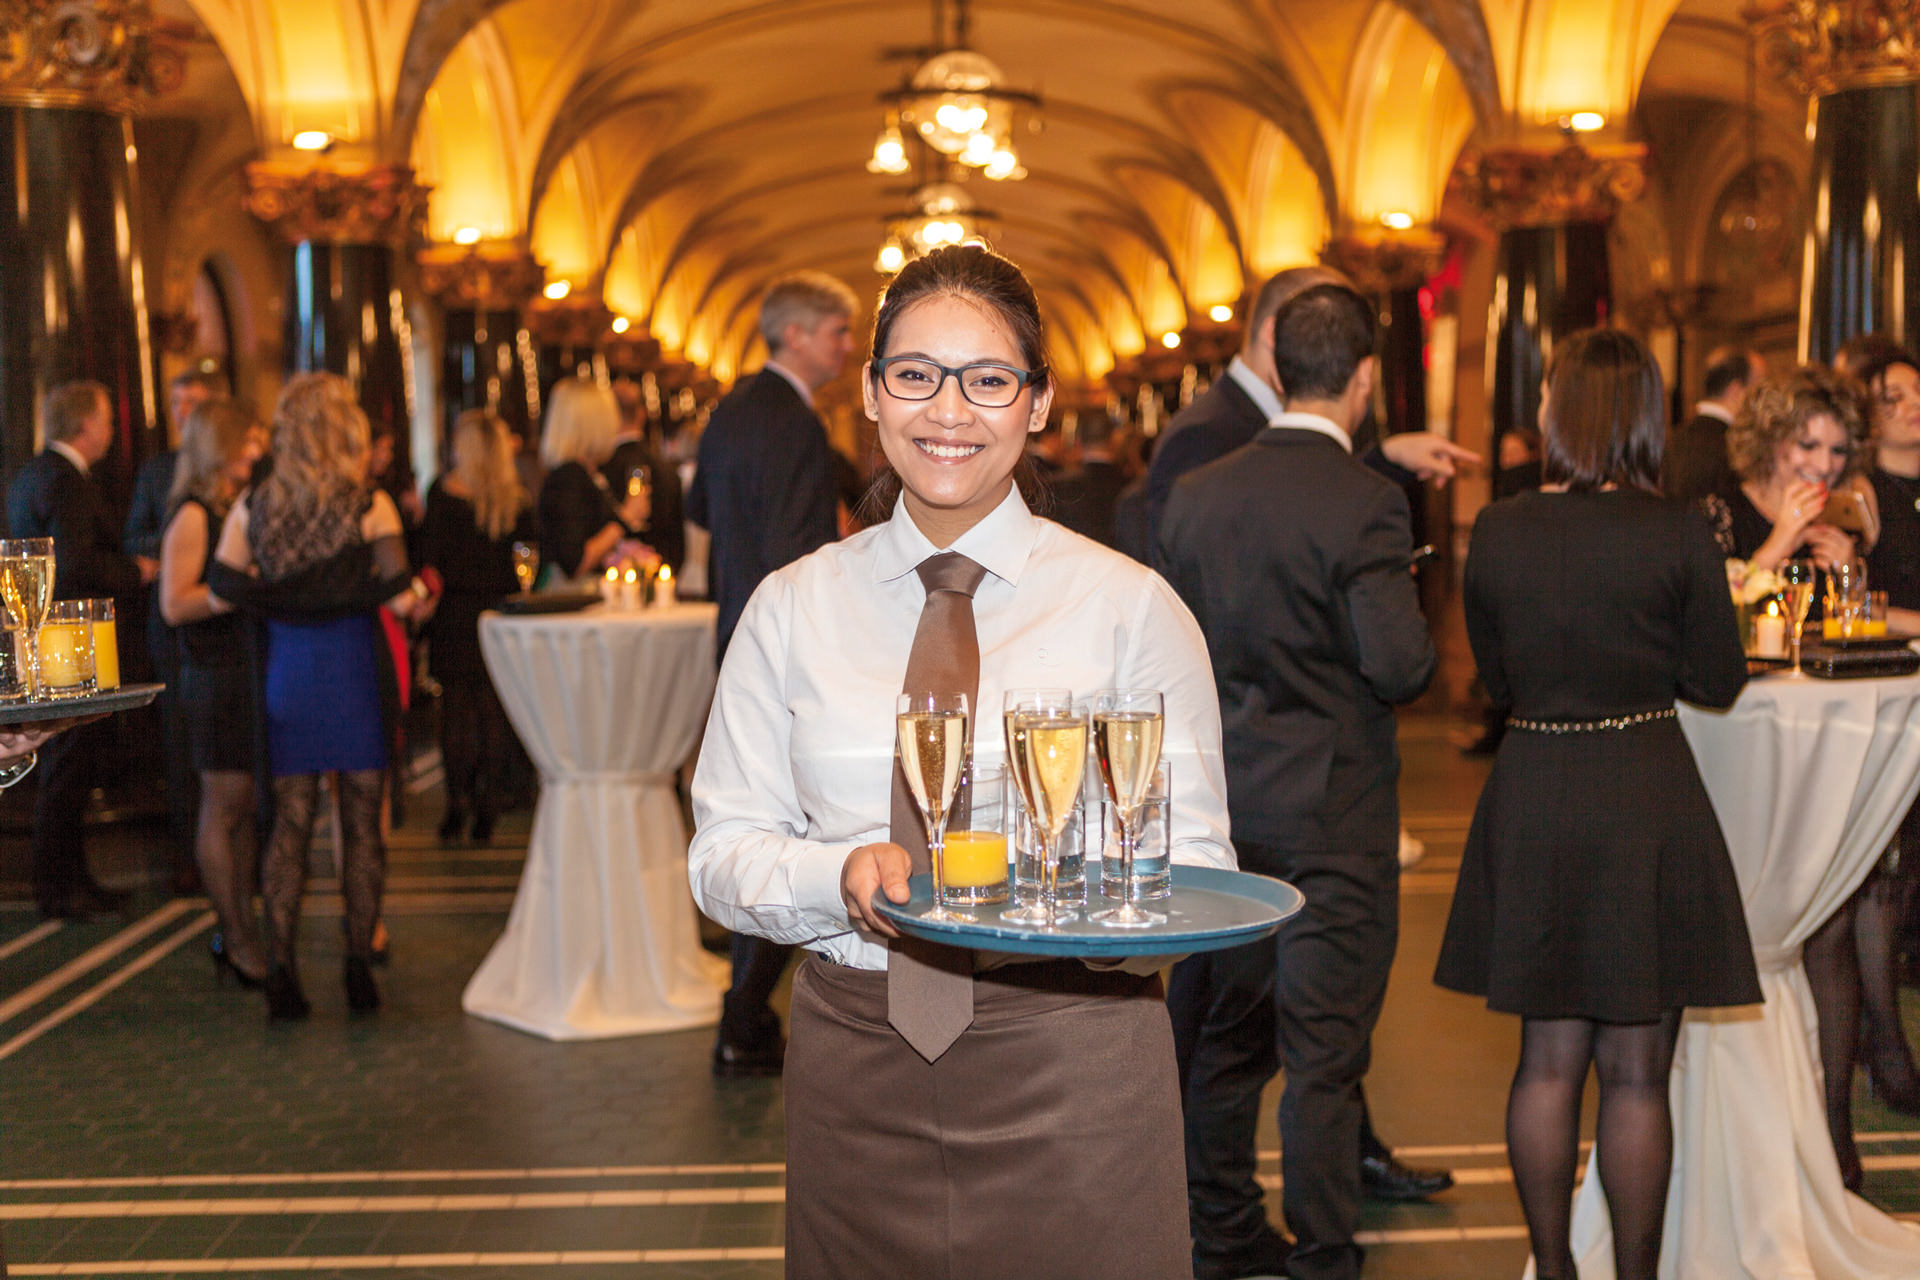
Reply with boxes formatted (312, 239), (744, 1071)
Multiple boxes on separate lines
(1002, 689), (1072, 925)
(0, 538), (55, 700)
(1781, 559), (1817, 677)
(1017, 707), (1087, 930)
(510, 541), (539, 594)
(1090, 689), (1167, 927)
(897, 692), (972, 923)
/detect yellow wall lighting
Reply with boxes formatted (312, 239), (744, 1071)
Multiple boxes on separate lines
(291, 130), (332, 151)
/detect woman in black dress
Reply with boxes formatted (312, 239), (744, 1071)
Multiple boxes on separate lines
(159, 399), (269, 986)
(422, 410), (534, 842)
(535, 378), (650, 580)
(1435, 329), (1760, 1280)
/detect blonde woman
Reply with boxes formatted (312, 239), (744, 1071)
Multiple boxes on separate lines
(212, 372), (430, 1019)
(160, 399), (268, 987)
(536, 377), (649, 579)
(423, 411), (534, 842)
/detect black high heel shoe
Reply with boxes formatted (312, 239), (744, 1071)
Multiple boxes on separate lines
(209, 932), (264, 991)
(263, 965), (311, 1020)
(438, 808), (467, 843)
(344, 956), (381, 1013)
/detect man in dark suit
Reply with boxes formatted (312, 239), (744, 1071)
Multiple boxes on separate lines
(1158, 282), (1438, 1280)
(1665, 345), (1761, 501)
(606, 381), (686, 573)
(686, 270), (855, 1077)
(8, 381), (158, 918)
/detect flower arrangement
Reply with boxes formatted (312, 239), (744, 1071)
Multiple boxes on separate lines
(1726, 558), (1783, 606)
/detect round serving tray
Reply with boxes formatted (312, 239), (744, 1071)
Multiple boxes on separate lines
(0, 682), (162, 725)
(873, 864), (1304, 958)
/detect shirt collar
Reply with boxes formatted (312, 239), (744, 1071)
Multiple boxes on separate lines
(873, 483), (1040, 589)
(1694, 401), (1734, 424)
(49, 439), (89, 475)
(1225, 356), (1284, 421)
(1264, 410), (1352, 453)
(764, 359), (815, 408)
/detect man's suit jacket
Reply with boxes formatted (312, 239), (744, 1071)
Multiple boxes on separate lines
(123, 448), (177, 559)
(686, 369), (838, 659)
(603, 437), (686, 573)
(1155, 428), (1436, 861)
(7, 449), (142, 602)
(1145, 376), (1266, 543)
(1665, 412), (1736, 503)
(1050, 459), (1129, 547)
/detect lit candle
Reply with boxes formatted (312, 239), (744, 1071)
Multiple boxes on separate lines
(622, 566), (641, 610)
(601, 566), (620, 604)
(654, 565), (676, 608)
(1753, 611), (1787, 659)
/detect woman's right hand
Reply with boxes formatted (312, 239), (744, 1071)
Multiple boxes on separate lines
(1756, 478), (1829, 570)
(842, 842), (913, 937)
(618, 489), (651, 532)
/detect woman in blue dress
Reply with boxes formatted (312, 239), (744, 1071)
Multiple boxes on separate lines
(213, 373), (431, 1019)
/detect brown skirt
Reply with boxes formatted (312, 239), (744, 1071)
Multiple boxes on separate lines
(784, 956), (1190, 1280)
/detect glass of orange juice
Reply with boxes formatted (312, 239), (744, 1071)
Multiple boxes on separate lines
(940, 761), (1010, 908)
(37, 600), (95, 697)
(84, 599), (118, 690)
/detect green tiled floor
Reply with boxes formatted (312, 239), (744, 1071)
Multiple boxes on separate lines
(3, 720), (1919, 1277)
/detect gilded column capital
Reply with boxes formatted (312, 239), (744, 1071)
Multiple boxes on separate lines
(1448, 143), (1647, 231)
(1321, 230), (1449, 295)
(417, 244), (545, 312)
(1748, 0), (1920, 98)
(0, 0), (187, 112)
(243, 162), (430, 247)
(527, 300), (614, 349)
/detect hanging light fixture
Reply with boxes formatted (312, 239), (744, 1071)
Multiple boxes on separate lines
(1717, 27), (1787, 257)
(878, 0), (1038, 185)
(867, 111), (911, 175)
(877, 183), (998, 273)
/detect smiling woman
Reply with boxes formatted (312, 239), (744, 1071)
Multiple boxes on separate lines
(688, 244), (1234, 1279)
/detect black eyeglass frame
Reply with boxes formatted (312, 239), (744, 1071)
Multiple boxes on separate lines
(870, 355), (1047, 408)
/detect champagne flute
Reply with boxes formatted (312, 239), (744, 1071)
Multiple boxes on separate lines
(0, 538), (55, 700)
(1002, 688), (1072, 924)
(1016, 705), (1087, 930)
(897, 692), (972, 923)
(1781, 559), (1816, 677)
(1090, 689), (1167, 927)
(510, 541), (539, 594)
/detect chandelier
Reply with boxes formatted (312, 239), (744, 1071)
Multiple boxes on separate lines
(867, 0), (1038, 183)
(875, 183), (996, 274)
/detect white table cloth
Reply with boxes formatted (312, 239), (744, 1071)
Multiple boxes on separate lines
(1561, 672), (1920, 1278)
(463, 602), (727, 1039)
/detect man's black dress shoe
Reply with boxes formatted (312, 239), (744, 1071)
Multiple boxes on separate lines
(1192, 1225), (1294, 1280)
(1361, 1152), (1454, 1201)
(712, 1034), (785, 1078)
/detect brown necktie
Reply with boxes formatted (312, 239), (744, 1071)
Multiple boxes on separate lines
(886, 551), (988, 1063)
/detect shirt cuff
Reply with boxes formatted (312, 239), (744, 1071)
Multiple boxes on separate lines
(791, 841), (863, 929)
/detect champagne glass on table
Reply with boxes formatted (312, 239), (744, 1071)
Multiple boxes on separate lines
(1002, 689), (1073, 925)
(510, 541), (539, 594)
(1781, 558), (1817, 677)
(1090, 689), (1167, 927)
(1014, 704), (1087, 930)
(0, 539), (55, 700)
(897, 692), (973, 923)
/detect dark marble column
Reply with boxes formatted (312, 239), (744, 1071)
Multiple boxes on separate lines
(418, 246), (544, 453)
(529, 302), (614, 411)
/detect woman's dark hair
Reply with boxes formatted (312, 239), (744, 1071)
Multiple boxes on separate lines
(1728, 364), (1870, 484)
(856, 244), (1053, 522)
(1540, 328), (1666, 494)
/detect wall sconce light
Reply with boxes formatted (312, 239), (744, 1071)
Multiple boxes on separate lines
(1379, 211), (1415, 231)
(1564, 111), (1606, 133)
(1208, 305), (1233, 323)
(543, 281), (572, 301)
(453, 227), (482, 246)
(291, 131), (333, 152)
(1160, 332), (1182, 350)
(611, 316), (631, 334)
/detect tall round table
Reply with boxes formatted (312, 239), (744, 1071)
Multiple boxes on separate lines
(462, 602), (727, 1039)
(1561, 671), (1920, 1278)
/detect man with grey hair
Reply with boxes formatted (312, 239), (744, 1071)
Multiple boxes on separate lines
(687, 268), (856, 1077)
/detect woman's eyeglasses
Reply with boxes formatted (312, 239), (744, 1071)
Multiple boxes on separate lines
(873, 356), (1043, 409)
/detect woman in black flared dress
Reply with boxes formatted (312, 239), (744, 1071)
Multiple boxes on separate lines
(1434, 329), (1761, 1280)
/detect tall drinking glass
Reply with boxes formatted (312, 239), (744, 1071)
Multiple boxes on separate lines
(897, 692), (972, 923)
(1090, 688), (1167, 927)
(510, 541), (539, 594)
(1781, 559), (1817, 677)
(1013, 705), (1087, 930)
(1001, 688), (1073, 924)
(0, 538), (55, 700)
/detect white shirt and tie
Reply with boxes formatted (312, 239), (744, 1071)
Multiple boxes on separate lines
(689, 485), (1234, 971)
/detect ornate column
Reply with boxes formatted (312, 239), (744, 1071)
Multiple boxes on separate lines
(1323, 230), (1448, 440)
(528, 300), (614, 410)
(244, 163), (428, 485)
(1753, 0), (1920, 362)
(1450, 142), (1646, 452)
(417, 244), (544, 449)
(0, 0), (184, 496)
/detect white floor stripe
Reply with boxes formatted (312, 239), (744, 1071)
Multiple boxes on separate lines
(0, 1163), (786, 1190)
(0, 918), (63, 964)
(2, 1185), (786, 1219)
(301, 892), (517, 916)
(10, 1248), (786, 1275)
(0, 900), (196, 1029)
(0, 913), (214, 1062)
(307, 875), (524, 892)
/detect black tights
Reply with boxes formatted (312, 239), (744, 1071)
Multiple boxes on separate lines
(195, 769), (264, 980)
(440, 674), (511, 820)
(1507, 1013), (1681, 1280)
(262, 770), (386, 969)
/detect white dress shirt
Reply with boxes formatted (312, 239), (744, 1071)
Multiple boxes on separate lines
(1225, 355), (1284, 422)
(1693, 401), (1734, 425)
(1264, 410), (1353, 453)
(50, 439), (90, 475)
(689, 486), (1234, 970)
